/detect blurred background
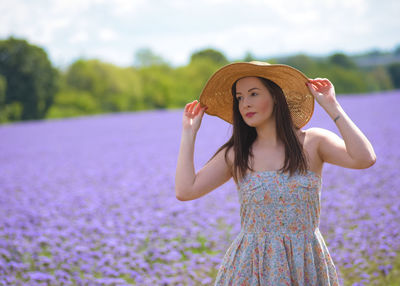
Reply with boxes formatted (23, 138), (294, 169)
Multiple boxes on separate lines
(0, 0), (399, 124)
(1, 1), (400, 286)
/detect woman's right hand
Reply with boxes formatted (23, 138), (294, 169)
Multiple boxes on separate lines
(182, 100), (208, 134)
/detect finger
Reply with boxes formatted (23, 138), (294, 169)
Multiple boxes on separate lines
(308, 79), (321, 88)
(311, 78), (330, 85)
(193, 102), (202, 114)
(309, 78), (323, 83)
(188, 100), (198, 113)
(306, 82), (317, 89)
(322, 79), (332, 86)
(192, 101), (201, 114)
(184, 102), (193, 112)
(196, 104), (207, 116)
(185, 100), (197, 111)
(311, 79), (324, 87)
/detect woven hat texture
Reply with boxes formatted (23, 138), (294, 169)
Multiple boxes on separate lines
(198, 61), (314, 129)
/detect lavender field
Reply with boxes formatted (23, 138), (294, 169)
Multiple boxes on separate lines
(1, 90), (399, 286)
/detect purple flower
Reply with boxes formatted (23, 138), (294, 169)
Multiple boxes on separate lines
(28, 271), (55, 282)
(0, 90), (399, 284)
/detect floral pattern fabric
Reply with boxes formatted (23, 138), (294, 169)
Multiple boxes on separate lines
(214, 170), (340, 286)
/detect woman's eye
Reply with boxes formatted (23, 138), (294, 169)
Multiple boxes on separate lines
(237, 97), (241, 101)
(251, 92), (257, 96)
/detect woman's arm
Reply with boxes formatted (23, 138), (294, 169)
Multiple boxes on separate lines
(175, 128), (197, 199)
(307, 78), (377, 169)
(175, 100), (232, 201)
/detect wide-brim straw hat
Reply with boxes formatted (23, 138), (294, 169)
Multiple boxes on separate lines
(198, 61), (314, 129)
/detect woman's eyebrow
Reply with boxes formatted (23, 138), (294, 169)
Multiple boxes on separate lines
(236, 87), (260, 95)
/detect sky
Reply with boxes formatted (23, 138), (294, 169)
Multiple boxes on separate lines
(0, 0), (399, 69)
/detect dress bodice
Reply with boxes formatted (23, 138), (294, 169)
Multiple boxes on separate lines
(236, 170), (322, 236)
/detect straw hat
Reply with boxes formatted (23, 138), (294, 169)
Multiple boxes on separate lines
(198, 61), (314, 129)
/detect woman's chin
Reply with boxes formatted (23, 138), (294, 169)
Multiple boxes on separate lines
(244, 120), (259, 127)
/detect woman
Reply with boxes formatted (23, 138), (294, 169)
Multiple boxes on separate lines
(175, 61), (376, 285)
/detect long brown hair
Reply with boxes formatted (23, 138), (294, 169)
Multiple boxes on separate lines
(206, 76), (309, 185)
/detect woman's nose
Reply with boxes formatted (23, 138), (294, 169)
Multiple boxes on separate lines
(243, 96), (252, 106)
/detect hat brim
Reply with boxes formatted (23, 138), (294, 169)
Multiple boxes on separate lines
(198, 62), (314, 129)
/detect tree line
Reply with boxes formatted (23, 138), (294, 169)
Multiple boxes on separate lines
(1, 36), (399, 124)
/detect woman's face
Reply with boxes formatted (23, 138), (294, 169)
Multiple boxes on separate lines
(235, 76), (275, 127)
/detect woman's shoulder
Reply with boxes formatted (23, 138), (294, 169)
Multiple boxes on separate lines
(302, 127), (328, 140)
(301, 127), (338, 161)
(303, 127), (338, 144)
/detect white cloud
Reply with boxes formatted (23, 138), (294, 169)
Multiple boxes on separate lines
(0, 0), (398, 67)
(109, 0), (147, 16)
(98, 28), (119, 42)
(69, 31), (89, 44)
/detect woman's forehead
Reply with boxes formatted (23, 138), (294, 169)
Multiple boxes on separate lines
(236, 77), (264, 92)
(237, 76), (261, 84)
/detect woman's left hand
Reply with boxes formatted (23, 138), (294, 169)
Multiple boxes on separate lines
(306, 78), (338, 108)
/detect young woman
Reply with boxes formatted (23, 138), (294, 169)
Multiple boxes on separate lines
(175, 61), (376, 285)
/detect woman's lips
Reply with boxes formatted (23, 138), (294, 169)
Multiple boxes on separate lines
(246, 112), (256, 118)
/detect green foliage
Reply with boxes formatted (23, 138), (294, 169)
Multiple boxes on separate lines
(134, 47), (166, 67)
(283, 54), (320, 76)
(0, 75), (6, 105)
(65, 59), (143, 112)
(190, 48), (228, 65)
(319, 64), (370, 94)
(395, 45), (400, 56)
(387, 63), (400, 88)
(137, 64), (174, 109)
(0, 101), (23, 124)
(366, 66), (393, 91)
(329, 53), (357, 69)
(1, 37), (399, 124)
(46, 90), (100, 119)
(243, 51), (257, 62)
(171, 57), (225, 108)
(0, 37), (58, 121)
(280, 54), (391, 94)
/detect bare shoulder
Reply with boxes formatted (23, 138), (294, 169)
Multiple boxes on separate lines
(303, 127), (326, 139)
(296, 127), (324, 149)
(303, 127), (333, 146)
(303, 127), (334, 151)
